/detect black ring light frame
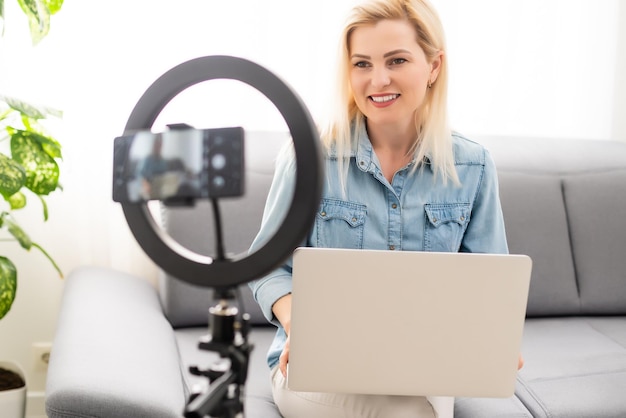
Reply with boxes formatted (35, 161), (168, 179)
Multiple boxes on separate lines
(121, 55), (324, 289)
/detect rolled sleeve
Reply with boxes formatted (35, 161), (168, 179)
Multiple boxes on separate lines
(250, 272), (293, 326)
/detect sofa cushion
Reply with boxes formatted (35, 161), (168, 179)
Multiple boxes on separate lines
(498, 172), (579, 316)
(454, 390), (532, 418)
(46, 268), (188, 418)
(564, 169), (626, 314)
(480, 137), (626, 318)
(515, 317), (626, 418)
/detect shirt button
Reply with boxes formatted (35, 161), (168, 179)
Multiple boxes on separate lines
(391, 203), (398, 209)
(359, 161), (365, 166)
(352, 217), (357, 223)
(460, 216), (465, 221)
(320, 211), (326, 217)
(389, 245), (396, 250)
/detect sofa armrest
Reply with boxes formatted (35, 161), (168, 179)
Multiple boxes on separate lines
(46, 266), (187, 418)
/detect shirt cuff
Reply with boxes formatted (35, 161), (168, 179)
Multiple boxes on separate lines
(252, 273), (293, 327)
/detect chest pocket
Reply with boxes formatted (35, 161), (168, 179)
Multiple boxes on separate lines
(424, 203), (471, 252)
(315, 198), (366, 249)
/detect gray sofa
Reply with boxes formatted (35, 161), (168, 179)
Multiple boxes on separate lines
(45, 133), (626, 418)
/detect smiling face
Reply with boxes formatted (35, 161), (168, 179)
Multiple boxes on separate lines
(348, 19), (441, 133)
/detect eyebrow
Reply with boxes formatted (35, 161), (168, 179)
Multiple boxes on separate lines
(350, 49), (412, 60)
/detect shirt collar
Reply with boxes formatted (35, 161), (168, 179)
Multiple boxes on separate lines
(355, 123), (432, 173)
(326, 122), (432, 172)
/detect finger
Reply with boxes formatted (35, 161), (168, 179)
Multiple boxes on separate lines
(280, 338), (290, 377)
(279, 352), (289, 377)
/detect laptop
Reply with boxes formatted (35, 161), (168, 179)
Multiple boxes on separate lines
(287, 247), (532, 398)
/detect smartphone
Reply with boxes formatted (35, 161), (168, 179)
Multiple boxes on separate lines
(112, 126), (244, 204)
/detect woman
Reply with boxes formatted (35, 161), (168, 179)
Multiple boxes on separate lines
(249, 0), (515, 416)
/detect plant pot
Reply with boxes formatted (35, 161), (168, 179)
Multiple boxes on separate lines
(0, 361), (27, 418)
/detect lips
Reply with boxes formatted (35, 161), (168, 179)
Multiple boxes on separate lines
(369, 94), (399, 107)
(370, 94), (399, 103)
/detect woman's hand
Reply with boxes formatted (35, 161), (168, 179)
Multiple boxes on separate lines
(272, 293), (293, 377)
(279, 334), (291, 377)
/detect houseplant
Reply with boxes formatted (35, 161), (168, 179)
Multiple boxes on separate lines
(0, 96), (64, 320)
(0, 0), (65, 414)
(0, 0), (66, 316)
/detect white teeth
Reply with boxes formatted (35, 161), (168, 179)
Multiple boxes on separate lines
(370, 94), (398, 103)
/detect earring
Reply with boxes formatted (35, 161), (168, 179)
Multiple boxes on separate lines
(428, 79), (433, 89)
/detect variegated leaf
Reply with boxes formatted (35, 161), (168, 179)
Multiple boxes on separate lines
(0, 256), (17, 320)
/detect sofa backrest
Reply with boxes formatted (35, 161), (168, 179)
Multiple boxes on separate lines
(159, 131), (290, 328)
(160, 132), (626, 326)
(480, 137), (626, 317)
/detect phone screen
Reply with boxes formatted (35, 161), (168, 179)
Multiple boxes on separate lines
(112, 127), (244, 203)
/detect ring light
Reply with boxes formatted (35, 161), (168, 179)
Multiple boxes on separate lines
(121, 55), (323, 288)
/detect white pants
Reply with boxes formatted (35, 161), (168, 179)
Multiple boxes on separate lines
(271, 366), (453, 418)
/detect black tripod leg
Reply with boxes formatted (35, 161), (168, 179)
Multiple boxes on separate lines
(184, 371), (237, 418)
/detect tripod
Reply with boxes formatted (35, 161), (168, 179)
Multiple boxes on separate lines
(118, 54), (324, 418)
(184, 287), (254, 418)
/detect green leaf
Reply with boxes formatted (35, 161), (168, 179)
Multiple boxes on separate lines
(7, 192), (26, 210)
(18, 117), (63, 158)
(0, 96), (62, 120)
(0, 154), (27, 199)
(9, 126), (63, 159)
(6, 96), (44, 119)
(16, 0), (50, 45)
(3, 214), (32, 250)
(10, 129), (60, 195)
(15, 126), (63, 159)
(0, 214), (62, 278)
(0, 256), (17, 320)
(45, 0), (62, 15)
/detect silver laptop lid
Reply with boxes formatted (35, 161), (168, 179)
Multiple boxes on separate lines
(287, 247), (532, 398)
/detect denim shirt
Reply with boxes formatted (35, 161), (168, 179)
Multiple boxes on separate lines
(248, 127), (508, 369)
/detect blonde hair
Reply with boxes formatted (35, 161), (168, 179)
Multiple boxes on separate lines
(320, 0), (459, 190)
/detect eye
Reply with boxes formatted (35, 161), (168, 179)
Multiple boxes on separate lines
(352, 61), (371, 68)
(390, 57), (407, 65)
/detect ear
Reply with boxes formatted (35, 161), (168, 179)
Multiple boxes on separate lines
(429, 51), (444, 83)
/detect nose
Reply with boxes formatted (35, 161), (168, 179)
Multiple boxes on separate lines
(370, 66), (391, 89)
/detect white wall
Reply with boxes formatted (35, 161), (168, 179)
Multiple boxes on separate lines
(0, 0), (624, 413)
(436, 0), (622, 140)
(613, 2), (626, 140)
